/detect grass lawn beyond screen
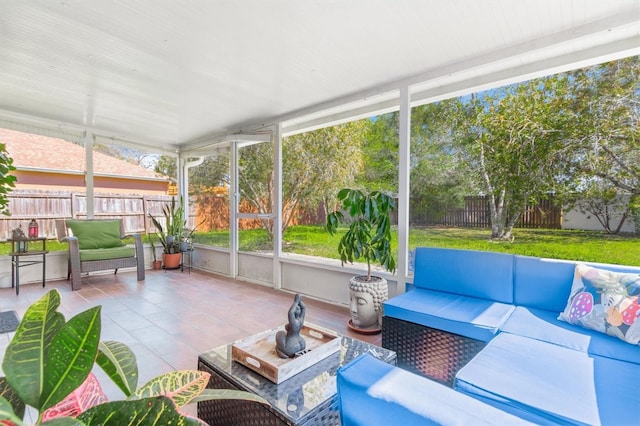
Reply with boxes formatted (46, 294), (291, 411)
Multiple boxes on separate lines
(194, 225), (639, 267)
(283, 226), (640, 267)
(8, 226), (637, 267)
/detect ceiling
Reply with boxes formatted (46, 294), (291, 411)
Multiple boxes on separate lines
(0, 0), (638, 153)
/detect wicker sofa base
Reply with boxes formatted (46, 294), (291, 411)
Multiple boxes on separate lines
(198, 360), (289, 425)
(382, 316), (486, 387)
(79, 256), (138, 274)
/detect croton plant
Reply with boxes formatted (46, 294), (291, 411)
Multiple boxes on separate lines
(0, 289), (265, 425)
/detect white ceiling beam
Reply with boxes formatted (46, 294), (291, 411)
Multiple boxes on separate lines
(180, 132), (272, 156)
(0, 108), (180, 156)
(410, 36), (640, 107)
(238, 10), (639, 137)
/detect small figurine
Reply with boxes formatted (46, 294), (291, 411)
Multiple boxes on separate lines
(275, 294), (306, 358)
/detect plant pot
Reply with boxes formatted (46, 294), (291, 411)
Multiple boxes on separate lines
(162, 253), (181, 270)
(179, 241), (190, 252)
(152, 260), (162, 270)
(347, 275), (388, 334)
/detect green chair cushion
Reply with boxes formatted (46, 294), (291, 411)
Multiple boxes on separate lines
(67, 220), (125, 250)
(79, 246), (136, 262)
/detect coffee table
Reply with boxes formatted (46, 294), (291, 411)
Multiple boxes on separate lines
(197, 334), (396, 425)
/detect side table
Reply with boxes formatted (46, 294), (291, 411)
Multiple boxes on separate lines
(197, 334), (396, 425)
(8, 238), (48, 295)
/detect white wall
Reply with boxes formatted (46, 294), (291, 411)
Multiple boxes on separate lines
(192, 246), (231, 276)
(563, 206), (637, 233)
(0, 251), (68, 289)
(281, 260), (399, 307)
(238, 252), (273, 285)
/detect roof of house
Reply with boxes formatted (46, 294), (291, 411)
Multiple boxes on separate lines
(0, 128), (167, 181)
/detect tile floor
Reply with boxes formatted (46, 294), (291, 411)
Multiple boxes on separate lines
(0, 268), (381, 420)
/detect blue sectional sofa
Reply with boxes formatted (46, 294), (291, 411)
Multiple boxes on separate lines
(337, 353), (534, 426)
(338, 247), (640, 425)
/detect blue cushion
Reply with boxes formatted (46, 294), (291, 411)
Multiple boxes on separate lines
(384, 288), (515, 342)
(455, 333), (640, 426)
(337, 354), (533, 426)
(584, 262), (640, 275)
(513, 256), (576, 312)
(502, 307), (640, 365)
(413, 248), (514, 303)
(514, 256), (640, 313)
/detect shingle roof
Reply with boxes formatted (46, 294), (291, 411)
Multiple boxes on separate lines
(0, 128), (167, 180)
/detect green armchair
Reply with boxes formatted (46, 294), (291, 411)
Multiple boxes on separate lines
(55, 218), (145, 290)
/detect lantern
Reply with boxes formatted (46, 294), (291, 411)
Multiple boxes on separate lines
(28, 219), (39, 238)
(17, 240), (27, 253)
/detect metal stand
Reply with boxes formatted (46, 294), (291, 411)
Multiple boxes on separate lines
(8, 238), (48, 295)
(181, 249), (193, 273)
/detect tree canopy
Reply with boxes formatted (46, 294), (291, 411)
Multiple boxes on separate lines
(563, 57), (640, 232)
(233, 121), (371, 237)
(151, 56), (639, 238)
(406, 56), (639, 238)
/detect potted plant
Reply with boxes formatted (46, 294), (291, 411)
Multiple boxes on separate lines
(0, 142), (17, 216)
(149, 196), (186, 269)
(148, 233), (162, 270)
(326, 188), (396, 333)
(179, 224), (202, 252)
(0, 289), (266, 425)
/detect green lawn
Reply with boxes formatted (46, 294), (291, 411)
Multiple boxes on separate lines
(282, 226), (639, 266)
(406, 227), (640, 266)
(201, 225), (640, 266)
(6, 226), (638, 266)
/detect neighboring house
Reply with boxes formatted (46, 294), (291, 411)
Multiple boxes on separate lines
(0, 128), (170, 194)
(563, 196), (637, 234)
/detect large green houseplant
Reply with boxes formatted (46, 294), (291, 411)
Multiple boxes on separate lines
(326, 189), (396, 333)
(0, 289), (265, 425)
(149, 196), (186, 269)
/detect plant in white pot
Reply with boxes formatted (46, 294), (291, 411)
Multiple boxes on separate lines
(326, 188), (396, 333)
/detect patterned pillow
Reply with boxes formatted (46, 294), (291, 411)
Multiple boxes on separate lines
(558, 263), (640, 345)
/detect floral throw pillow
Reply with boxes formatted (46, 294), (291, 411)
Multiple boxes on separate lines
(558, 263), (640, 345)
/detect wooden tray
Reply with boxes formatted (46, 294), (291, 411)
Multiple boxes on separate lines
(231, 323), (340, 383)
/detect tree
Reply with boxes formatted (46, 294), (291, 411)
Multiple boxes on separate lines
(0, 143), (17, 216)
(285, 121), (368, 227)
(236, 121), (369, 238)
(237, 141), (274, 235)
(564, 57), (640, 233)
(410, 100), (476, 222)
(574, 179), (632, 234)
(358, 113), (398, 192)
(93, 143), (157, 169)
(460, 78), (572, 239)
(155, 153), (230, 192)
(155, 155), (178, 182)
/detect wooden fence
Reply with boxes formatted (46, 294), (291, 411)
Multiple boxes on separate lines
(1, 190), (563, 241)
(0, 190), (193, 241)
(411, 196), (562, 229)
